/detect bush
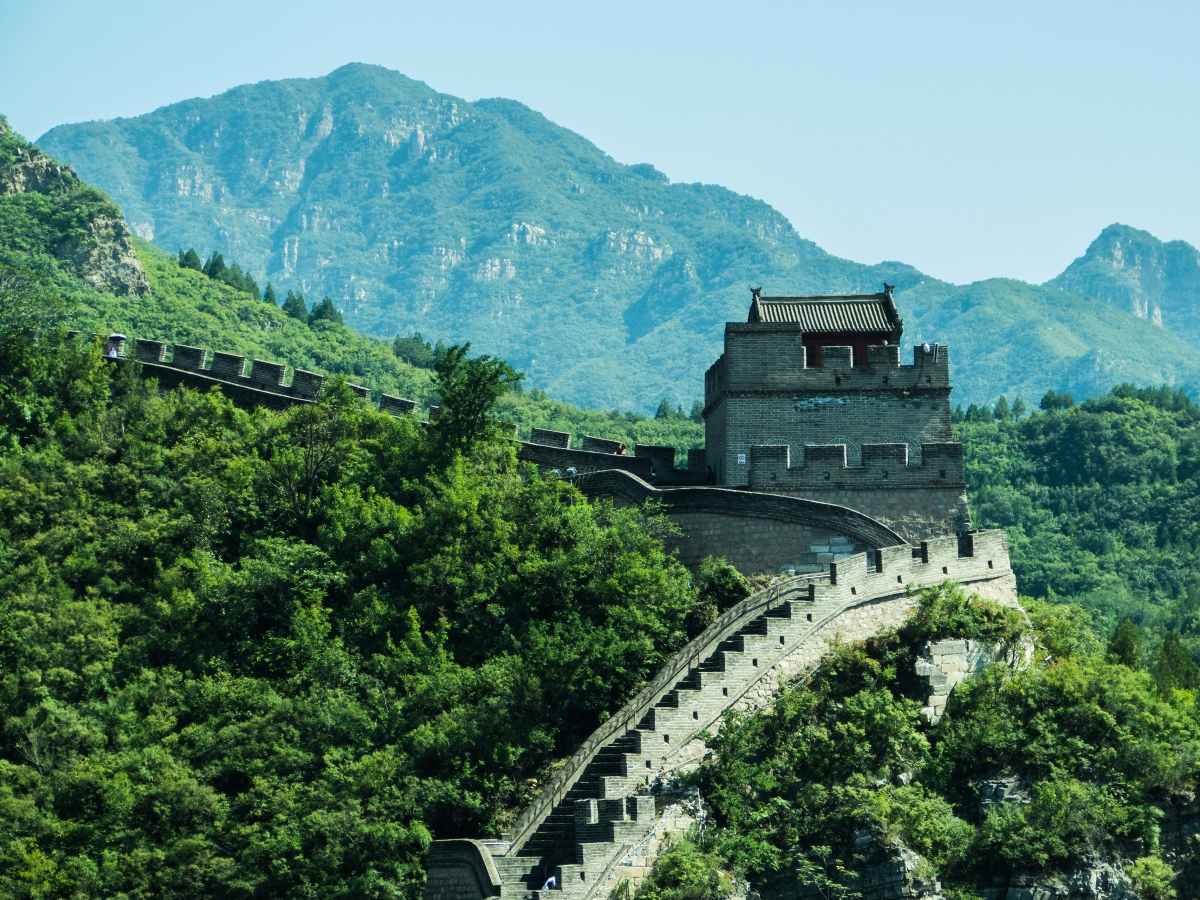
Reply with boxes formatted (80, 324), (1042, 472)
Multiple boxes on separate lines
(1126, 856), (1177, 900)
(637, 834), (731, 900)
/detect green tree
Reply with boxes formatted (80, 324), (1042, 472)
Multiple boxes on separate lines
(202, 251), (227, 279)
(177, 247), (202, 270)
(0, 265), (68, 348)
(1155, 633), (1200, 692)
(307, 296), (344, 326)
(1011, 397), (1026, 419)
(655, 399), (672, 420)
(395, 332), (437, 368)
(994, 396), (1011, 421)
(1040, 389), (1075, 411)
(282, 290), (308, 321)
(1107, 617), (1141, 668)
(697, 556), (750, 615)
(637, 836), (731, 900)
(690, 400), (704, 423)
(263, 282), (276, 305)
(1126, 856), (1177, 900)
(430, 343), (522, 454)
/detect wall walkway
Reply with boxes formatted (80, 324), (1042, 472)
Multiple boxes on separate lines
(423, 530), (1017, 900)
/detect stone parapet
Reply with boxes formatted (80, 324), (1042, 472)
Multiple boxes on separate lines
(706, 333), (950, 402)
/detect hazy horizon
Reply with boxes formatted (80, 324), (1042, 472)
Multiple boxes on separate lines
(3, 0), (1197, 287)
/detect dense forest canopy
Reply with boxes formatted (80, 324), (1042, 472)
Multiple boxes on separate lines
(0, 311), (707, 897)
(958, 386), (1200, 657)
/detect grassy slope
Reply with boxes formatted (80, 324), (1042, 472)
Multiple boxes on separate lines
(79, 239), (705, 453)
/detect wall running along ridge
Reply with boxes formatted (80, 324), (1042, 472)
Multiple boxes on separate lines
(422, 530), (1017, 900)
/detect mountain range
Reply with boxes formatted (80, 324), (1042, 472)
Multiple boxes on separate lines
(36, 63), (1200, 410)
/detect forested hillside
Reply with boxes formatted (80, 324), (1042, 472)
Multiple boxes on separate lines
(0, 321), (712, 897)
(36, 66), (1200, 410)
(957, 386), (1200, 655)
(7, 99), (1200, 898)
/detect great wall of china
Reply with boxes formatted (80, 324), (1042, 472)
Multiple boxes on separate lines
(82, 287), (1018, 900)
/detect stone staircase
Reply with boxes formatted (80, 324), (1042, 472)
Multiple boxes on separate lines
(424, 531), (1018, 900)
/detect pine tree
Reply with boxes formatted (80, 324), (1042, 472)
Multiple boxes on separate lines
(282, 290), (308, 322)
(993, 396), (1011, 421)
(1011, 397), (1026, 420)
(1155, 633), (1200, 692)
(202, 252), (227, 279)
(655, 399), (671, 420)
(307, 297), (344, 326)
(240, 269), (261, 300)
(263, 283), (277, 305)
(1107, 617), (1141, 668)
(690, 400), (704, 423)
(178, 248), (202, 271)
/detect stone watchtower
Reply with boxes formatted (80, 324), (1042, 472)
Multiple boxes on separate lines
(703, 286), (969, 542)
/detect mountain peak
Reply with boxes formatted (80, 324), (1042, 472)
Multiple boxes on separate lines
(1048, 223), (1200, 333)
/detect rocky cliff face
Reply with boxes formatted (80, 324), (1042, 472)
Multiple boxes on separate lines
(1048, 223), (1200, 347)
(0, 118), (149, 297)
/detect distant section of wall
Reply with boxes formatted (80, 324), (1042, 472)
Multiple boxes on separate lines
(79, 333), (396, 415)
(517, 443), (654, 480)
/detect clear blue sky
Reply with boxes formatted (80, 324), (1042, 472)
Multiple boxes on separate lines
(2, 0), (1197, 285)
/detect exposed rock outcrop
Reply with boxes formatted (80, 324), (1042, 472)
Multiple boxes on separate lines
(0, 118), (149, 297)
(57, 212), (151, 296)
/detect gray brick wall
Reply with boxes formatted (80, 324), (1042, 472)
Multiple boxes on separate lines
(705, 322), (964, 537)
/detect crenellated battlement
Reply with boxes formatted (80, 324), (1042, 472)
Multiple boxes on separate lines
(72, 332), (431, 419)
(748, 441), (965, 489)
(705, 339), (950, 408)
(518, 433), (708, 485)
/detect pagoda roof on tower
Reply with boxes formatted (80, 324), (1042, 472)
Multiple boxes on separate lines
(747, 287), (903, 337)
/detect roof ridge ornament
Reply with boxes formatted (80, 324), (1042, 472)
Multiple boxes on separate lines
(749, 286), (763, 323)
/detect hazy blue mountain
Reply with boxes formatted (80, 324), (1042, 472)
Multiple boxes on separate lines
(1048, 223), (1200, 344)
(37, 64), (1200, 409)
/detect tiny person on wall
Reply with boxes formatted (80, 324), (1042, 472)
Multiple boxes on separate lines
(615, 442), (628, 456)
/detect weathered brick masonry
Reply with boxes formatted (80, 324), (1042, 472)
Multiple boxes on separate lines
(703, 293), (968, 543)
